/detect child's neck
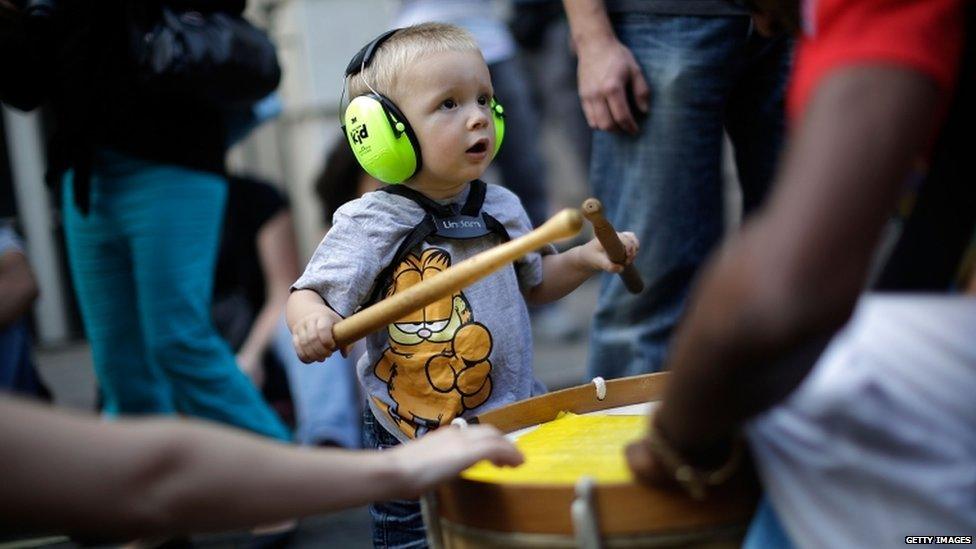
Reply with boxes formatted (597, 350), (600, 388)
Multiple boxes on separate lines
(405, 176), (469, 201)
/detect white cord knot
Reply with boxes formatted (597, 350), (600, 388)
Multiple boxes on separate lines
(450, 417), (469, 429)
(591, 376), (607, 401)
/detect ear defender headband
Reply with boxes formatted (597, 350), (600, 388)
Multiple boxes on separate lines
(341, 29), (506, 184)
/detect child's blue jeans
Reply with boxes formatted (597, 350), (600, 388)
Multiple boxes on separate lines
(62, 150), (290, 441)
(363, 407), (428, 548)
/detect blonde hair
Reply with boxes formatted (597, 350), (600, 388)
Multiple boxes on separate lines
(346, 23), (480, 102)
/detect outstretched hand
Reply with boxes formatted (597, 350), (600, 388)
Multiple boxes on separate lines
(390, 425), (524, 498)
(579, 231), (639, 273)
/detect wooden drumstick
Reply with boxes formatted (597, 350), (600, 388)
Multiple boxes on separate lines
(332, 208), (584, 346)
(581, 198), (644, 294)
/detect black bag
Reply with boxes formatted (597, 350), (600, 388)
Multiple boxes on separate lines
(132, 6), (281, 105)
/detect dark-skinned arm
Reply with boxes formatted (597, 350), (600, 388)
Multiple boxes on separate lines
(628, 66), (942, 476)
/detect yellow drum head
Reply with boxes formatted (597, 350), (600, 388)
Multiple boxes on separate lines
(462, 412), (647, 485)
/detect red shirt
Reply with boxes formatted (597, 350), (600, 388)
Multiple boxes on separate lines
(788, 0), (965, 122)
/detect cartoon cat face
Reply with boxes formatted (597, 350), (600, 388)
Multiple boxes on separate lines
(386, 248), (472, 346)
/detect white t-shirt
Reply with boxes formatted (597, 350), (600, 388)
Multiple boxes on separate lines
(747, 294), (976, 548)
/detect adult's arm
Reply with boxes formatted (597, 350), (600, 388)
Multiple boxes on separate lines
(235, 210), (300, 383)
(561, 0), (649, 134)
(0, 396), (522, 538)
(0, 247), (39, 329)
(631, 65), (941, 470)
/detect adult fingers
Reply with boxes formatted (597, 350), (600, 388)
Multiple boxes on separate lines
(629, 63), (651, 114)
(580, 94), (596, 128)
(604, 83), (638, 134)
(584, 95), (619, 132)
(461, 426), (524, 467)
(625, 437), (669, 487)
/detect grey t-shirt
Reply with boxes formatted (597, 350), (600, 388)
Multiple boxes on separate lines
(294, 183), (550, 441)
(605, 0), (747, 16)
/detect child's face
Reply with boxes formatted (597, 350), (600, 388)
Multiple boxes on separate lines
(395, 49), (496, 196)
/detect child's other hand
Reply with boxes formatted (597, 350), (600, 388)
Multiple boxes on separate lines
(579, 231), (639, 273)
(291, 309), (343, 363)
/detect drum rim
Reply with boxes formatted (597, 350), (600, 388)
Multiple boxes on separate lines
(435, 373), (760, 536)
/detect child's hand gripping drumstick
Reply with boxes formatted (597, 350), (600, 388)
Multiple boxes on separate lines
(582, 198), (645, 294)
(332, 208), (584, 347)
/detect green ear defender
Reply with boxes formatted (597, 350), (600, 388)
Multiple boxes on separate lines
(491, 96), (505, 157)
(342, 29), (508, 184)
(344, 93), (421, 184)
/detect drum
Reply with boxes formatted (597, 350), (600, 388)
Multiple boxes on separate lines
(425, 373), (760, 548)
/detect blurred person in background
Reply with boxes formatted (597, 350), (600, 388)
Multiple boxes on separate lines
(563, 0), (792, 379)
(315, 138), (383, 227)
(510, 0), (591, 170)
(213, 173), (363, 448)
(0, 0), (289, 440)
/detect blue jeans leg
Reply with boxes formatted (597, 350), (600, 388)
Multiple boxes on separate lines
(125, 165), (290, 440)
(363, 408), (427, 549)
(587, 15), (788, 378)
(65, 154), (291, 441)
(63, 171), (175, 415)
(276, 318), (362, 448)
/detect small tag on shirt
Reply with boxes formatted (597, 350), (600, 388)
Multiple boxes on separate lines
(432, 214), (491, 239)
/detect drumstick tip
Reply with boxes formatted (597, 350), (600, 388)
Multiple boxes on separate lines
(549, 208), (584, 238)
(581, 198), (602, 217)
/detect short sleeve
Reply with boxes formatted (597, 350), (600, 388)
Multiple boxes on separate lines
(486, 184), (554, 291)
(788, 0), (964, 121)
(291, 209), (382, 317)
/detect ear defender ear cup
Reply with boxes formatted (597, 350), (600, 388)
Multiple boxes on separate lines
(491, 97), (505, 158)
(344, 93), (422, 184)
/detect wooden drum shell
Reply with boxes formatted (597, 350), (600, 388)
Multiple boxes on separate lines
(430, 373), (759, 548)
